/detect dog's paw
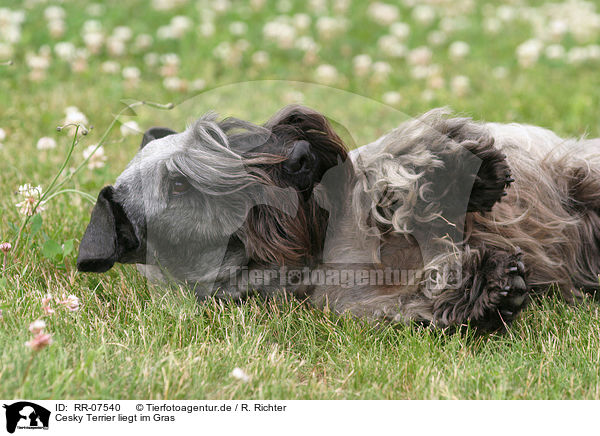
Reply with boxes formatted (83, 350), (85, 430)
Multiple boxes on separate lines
(479, 248), (529, 330)
(492, 249), (528, 324)
(463, 135), (514, 213)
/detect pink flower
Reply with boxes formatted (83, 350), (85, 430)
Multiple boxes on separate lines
(43, 306), (55, 315)
(41, 293), (53, 306)
(29, 319), (46, 335)
(25, 333), (53, 351)
(0, 242), (11, 254)
(58, 294), (80, 312)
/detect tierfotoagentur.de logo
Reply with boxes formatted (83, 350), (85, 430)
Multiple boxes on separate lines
(2, 402), (50, 434)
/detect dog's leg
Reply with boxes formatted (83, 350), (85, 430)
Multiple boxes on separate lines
(368, 116), (514, 239)
(403, 245), (529, 332)
(424, 121), (514, 216)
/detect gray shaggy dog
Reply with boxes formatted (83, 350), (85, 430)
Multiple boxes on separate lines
(77, 106), (600, 332)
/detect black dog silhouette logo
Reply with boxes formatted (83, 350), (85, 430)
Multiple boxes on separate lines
(3, 402), (50, 433)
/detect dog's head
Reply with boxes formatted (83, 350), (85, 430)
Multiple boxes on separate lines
(76, 105), (349, 290)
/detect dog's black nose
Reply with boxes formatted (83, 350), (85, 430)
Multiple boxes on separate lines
(283, 140), (315, 174)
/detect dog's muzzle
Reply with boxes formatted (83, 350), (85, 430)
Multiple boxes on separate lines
(77, 185), (143, 272)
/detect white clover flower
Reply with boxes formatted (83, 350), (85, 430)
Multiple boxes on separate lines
(0, 127), (6, 142)
(101, 60), (120, 74)
(410, 65), (432, 80)
(567, 46), (589, 64)
(54, 41), (76, 61)
(367, 2), (399, 26)
(371, 61), (392, 83)
(159, 53), (180, 77)
(112, 25), (133, 42)
(587, 45), (600, 61)
(263, 21), (296, 49)
(44, 6), (65, 21)
(231, 367), (250, 382)
(427, 30), (447, 46)
(64, 106), (88, 127)
(545, 44), (565, 60)
(122, 66), (141, 80)
(496, 5), (516, 22)
(199, 21), (215, 37)
(547, 19), (568, 42)
(451, 75), (470, 97)
(378, 34), (406, 58)
(229, 21), (247, 36)
(407, 46), (433, 66)
(353, 54), (372, 77)
(0, 42), (14, 59)
(82, 145), (107, 170)
(309, 0), (327, 13)
(382, 91), (402, 105)
(412, 5), (436, 26)
(212, 0), (231, 13)
(106, 37), (126, 56)
(144, 52), (159, 67)
(421, 89), (435, 102)
(448, 41), (470, 61)
(427, 74), (445, 90)
(163, 76), (188, 92)
(212, 42), (242, 66)
(292, 13), (311, 32)
(16, 184), (45, 216)
(516, 39), (543, 68)
(120, 121), (141, 136)
(440, 17), (467, 33)
(36, 137), (57, 150)
(152, 0), (188, 11)
(82, 19), (102, 34)
(170, 16), (193, 38)
(333, 0), (350, 14)
(314, 64), (338, 85)
(390, 22), (410, 41)
(72, 53), (91, 76)
(134, 34), (153, 51)
(251, 50), (270, 68)
(483, 17), (501, 35)
(316, 16), (346, 40)
(190, 79), (206, 91)
(26, 54), (50, 70)
(83, 31), (104, 54)
(48, 19), (66, 38)
(295, 36), (318, 52)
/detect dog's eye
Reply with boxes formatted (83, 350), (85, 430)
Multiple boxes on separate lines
(171, 179), (191, 195)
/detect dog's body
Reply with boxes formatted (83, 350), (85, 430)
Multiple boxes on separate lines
(77, 106), (600, 332)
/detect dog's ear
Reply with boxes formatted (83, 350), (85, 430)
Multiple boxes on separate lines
(77, 186), (139, 273)
(140, 127), (177, 149)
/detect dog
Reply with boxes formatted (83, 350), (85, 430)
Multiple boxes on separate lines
(77, 105), (600, 332)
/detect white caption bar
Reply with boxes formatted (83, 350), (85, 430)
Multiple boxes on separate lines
(0, 400), (595, 435)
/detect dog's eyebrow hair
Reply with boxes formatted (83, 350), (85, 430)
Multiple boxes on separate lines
(163, 113), (275, 196)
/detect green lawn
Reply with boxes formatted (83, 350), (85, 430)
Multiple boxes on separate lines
(1, 0), (600, 399)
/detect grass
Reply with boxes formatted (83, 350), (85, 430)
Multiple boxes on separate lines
(1, 0), (600, 399)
